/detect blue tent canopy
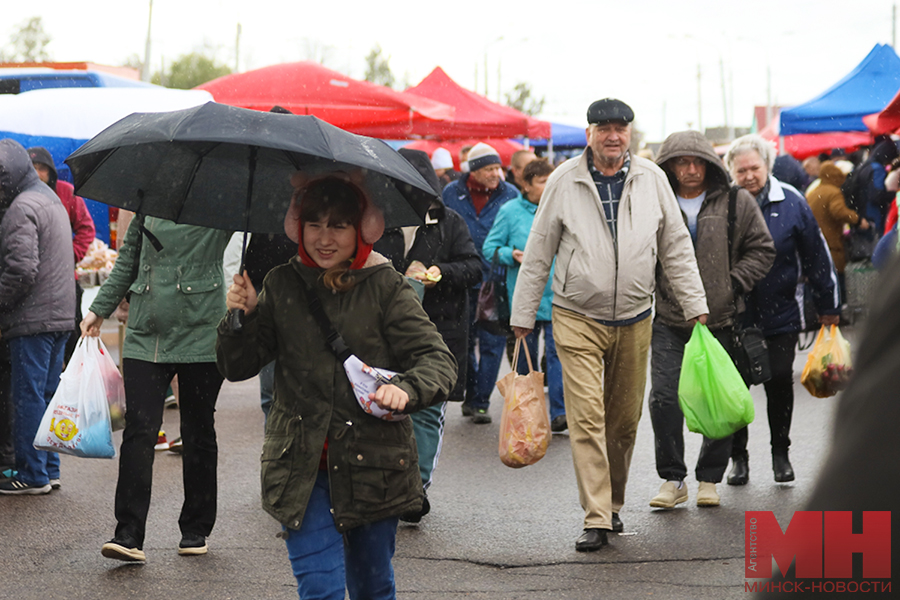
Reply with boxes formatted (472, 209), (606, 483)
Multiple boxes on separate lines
(780, 44), (900, 136)
(524, 122), (586, 149)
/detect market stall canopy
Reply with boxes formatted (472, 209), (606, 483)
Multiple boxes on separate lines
(0, 86), (213, 242)
(195, 61), (454, 138)
(401, 138), (524, 170)
(403, 67), (551, 140)
(760, 110), (871, 159)
(780, 44), (900, 136)
(863, 85), (900, 134)
(526, 122), (587, 149)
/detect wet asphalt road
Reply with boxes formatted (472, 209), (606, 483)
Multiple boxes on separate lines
(0, 326), (848, 599)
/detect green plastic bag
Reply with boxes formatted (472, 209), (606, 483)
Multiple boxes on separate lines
(678, 324), (755, 440)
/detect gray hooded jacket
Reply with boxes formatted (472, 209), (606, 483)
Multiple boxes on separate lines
(0, 139), (75, 339)
(654, 131), (775, 330)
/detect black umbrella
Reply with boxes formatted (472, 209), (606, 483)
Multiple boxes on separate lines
(65, 101), (434, 235)
(65, 101), (436, 328)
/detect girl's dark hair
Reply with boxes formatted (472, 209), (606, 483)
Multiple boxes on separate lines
(299, 177), (364, 292)
(522, 158), (554, 184)
(299, 178), (364, 228)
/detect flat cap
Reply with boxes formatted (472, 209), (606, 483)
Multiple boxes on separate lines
(587, 98), (634, 125)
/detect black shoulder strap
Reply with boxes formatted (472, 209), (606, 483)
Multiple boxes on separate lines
(297, 274), (352, 362)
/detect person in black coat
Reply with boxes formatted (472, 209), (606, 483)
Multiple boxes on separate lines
(374, 148), (482, 522)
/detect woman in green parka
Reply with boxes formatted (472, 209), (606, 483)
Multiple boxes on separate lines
(217, 174), (456, 600)
(81, 216), (233, 562)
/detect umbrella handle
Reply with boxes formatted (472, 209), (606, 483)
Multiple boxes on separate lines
(228, 308), (244, 332)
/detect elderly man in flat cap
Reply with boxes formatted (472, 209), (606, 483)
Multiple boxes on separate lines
(511, 99), (708, 551)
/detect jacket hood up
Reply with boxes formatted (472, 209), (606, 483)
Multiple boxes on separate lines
(0, 138), (42, 223)
(818, 161), (846, 188)
(655, 130), (730, 193)
(26, 146), (58, 190)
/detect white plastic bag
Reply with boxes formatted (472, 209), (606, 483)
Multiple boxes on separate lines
(94, 338), (126, 431)
(343, 354), (406, 421)
(33, 337), (116, 458)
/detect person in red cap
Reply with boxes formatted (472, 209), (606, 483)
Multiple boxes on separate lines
(218, 173), (457, 599)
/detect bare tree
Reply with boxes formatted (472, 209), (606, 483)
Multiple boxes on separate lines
(301, 39), (336, 67)
(0, 16), (52, 62)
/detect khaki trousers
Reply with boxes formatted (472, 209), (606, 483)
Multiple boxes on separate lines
(552, 308), (651, 530)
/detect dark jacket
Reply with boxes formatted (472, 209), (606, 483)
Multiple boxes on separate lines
(655, 131), (775, 331)
(244, 232), (297, 291)
(216, 257), (457, 531)
(745, 177), (840, 336)
(442, 174), (519, 285)
(374, 202), (481, 401)
(0, 139), (75, 339)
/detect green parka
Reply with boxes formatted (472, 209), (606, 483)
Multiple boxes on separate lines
(216, 255), (457, 532)
(89, 216), (232, 363)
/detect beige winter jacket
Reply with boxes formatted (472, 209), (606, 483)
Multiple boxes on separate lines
(510, 151), (708, 329)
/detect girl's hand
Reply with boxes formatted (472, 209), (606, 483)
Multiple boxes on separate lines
(369, 384), (409, 413)
(81, 311), (103, 337)
(226, 271), (258, 314)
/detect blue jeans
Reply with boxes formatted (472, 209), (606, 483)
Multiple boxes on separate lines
(285, 471), (398, 600)
(516, 321), (565, 420)
(465, 289), (506, 410)
(9, 331), (67, 486)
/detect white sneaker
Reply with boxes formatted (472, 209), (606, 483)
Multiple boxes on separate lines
(696, 481), (720, 507)
(649, 480), (688, 508)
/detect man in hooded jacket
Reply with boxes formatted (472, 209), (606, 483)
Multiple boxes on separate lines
(0, 139), (75, 495)
(649, 131), (775, 509)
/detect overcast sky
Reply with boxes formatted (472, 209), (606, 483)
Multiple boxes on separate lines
(3, 1), (895, 142)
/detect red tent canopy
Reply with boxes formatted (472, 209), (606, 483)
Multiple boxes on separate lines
(864, 87), (900, 134)
(760, 117), (871, 160)
(402, 67), (551, 140)
(402, 138), (524, 169)
(196, 62), (453, 137)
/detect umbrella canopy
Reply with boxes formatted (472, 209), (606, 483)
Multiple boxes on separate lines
(195, 62), (454, 139)
(65, 102), (435, 235)
(402, 67), (552, 140)
(780, 44), (900, 136)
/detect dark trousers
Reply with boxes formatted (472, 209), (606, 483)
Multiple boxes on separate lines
(115, 359), (223, 546)
(649, 321), (739, 483)
(731, 332), (798, 458)
(64, 281), (84, 365)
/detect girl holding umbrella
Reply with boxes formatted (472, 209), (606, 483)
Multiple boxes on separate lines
(218, 173), (456, 599)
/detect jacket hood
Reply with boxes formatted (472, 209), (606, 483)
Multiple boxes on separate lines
(655, 130), (730, 192)
(398, 147), (443, 204)
(0, 138), (42, 221)
(818, 161), (846, 188)
(26, 146), (58, 190)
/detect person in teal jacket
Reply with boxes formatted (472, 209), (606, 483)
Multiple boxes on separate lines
(81, 215), (233, 562)
(483, 159), (566, 431)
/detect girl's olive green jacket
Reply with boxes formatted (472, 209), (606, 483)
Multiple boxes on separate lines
(216, 256), (457, 532)
(89, 216), (232, 363)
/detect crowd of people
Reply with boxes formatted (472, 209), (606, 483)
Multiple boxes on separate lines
(0, 94), (893, 597)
